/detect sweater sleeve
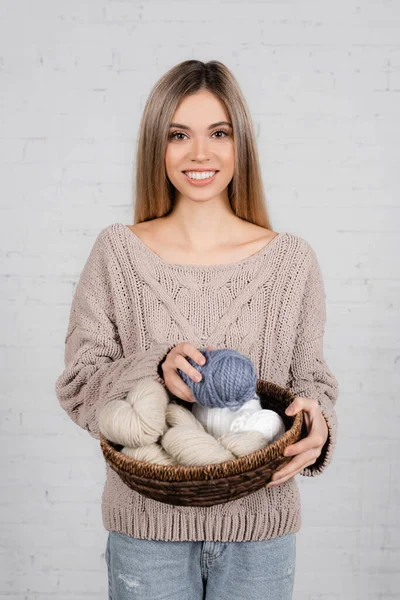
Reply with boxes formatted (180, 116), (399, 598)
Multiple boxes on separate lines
(286, 243), (339, 477)
(55, 228), (176, 440)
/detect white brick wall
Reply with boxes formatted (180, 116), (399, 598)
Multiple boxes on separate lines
(1, 0), (399, 597)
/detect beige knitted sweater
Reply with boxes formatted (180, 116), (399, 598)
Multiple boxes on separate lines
(55, 222), (338, 542)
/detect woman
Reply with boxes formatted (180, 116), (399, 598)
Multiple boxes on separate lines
(55, 60), (338, 599)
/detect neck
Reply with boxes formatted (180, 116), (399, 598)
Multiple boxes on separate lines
(163, 196), (241, 251)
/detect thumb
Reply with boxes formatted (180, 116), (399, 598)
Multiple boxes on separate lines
(285, 400), (299, 416)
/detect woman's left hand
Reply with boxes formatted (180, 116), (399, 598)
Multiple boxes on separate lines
(266, 396), (328, 487)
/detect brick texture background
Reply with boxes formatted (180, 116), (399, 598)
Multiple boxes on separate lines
(1, 0), (399, 598)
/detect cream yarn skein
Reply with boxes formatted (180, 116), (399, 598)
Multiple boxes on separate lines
(122, 443), (178, 465)
(161, 425), (268, 466)
(165, 402), (206, 432)
(161, 425), (235, 466)
(99, 379), (281, 467)
(218, 430), (268, 457)
(161, 404), (269, 466)
(98, 378), (169, 447)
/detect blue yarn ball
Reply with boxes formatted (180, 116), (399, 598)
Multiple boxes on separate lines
(177, 348), (257, 410)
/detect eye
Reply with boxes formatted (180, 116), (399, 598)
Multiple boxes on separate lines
(168, 129), (231, 141)
(168, 131), (187, 141)
(212, 129), (230, 138)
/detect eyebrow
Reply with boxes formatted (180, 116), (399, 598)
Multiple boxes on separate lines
(169, 121), (232, 130)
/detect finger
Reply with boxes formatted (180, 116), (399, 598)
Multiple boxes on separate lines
(182, 342), (207, 368)
(266, 458), (317, 487)
(273, 448), (317, 478)
(268, 450), (318, 484)
(168, 370), (196, 403)
(175, 353), (204, 384)
(285, 396), (319, 416)
(284, 431), (325, 457)
(266, 460), (316, 487)
(282, 411), (319, 457)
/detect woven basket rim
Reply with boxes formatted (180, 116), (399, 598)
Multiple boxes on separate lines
(99, 379), (303, 482)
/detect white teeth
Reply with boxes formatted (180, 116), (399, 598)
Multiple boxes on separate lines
(185, 171), (216, 180)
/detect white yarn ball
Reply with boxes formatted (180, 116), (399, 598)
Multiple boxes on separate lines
(228, 398), (262, 433)
(233, 409), (286, 444)
(192, 395), (262, 438)
(191, 404), (235, 438)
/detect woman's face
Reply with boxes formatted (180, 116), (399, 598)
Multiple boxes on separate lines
(165, 90), (234, 204)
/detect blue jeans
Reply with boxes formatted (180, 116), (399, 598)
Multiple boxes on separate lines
(105, 530), (296, 599)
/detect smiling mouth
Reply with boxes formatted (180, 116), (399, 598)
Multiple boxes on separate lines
(182, 170), (219, 178)
(182, 171), (219, 184)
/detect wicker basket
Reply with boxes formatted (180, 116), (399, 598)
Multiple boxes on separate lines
(99, 378), (306, 507)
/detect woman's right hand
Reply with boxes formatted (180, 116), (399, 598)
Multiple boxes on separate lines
(160, 342), (216, 403)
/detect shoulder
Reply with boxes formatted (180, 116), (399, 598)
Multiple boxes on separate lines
(88, 223), (125, 256)
(280, 231), (318, 261)
(78, 224), (122, 278)
(96, 223), (119, 244)
(75, 224), (128, 301)
(277, 233), (324, 290)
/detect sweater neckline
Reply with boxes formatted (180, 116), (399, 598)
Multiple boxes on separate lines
(117, 223), (286, 271)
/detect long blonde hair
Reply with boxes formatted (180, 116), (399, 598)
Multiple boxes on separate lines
(134, 60), (272, 230)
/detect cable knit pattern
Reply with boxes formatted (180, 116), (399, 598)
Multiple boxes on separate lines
(55, 222), (338, 542)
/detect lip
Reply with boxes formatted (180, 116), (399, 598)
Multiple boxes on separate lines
(183, 171), (218, 187)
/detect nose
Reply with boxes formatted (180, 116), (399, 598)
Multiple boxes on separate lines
(189, 136), (212, 162)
